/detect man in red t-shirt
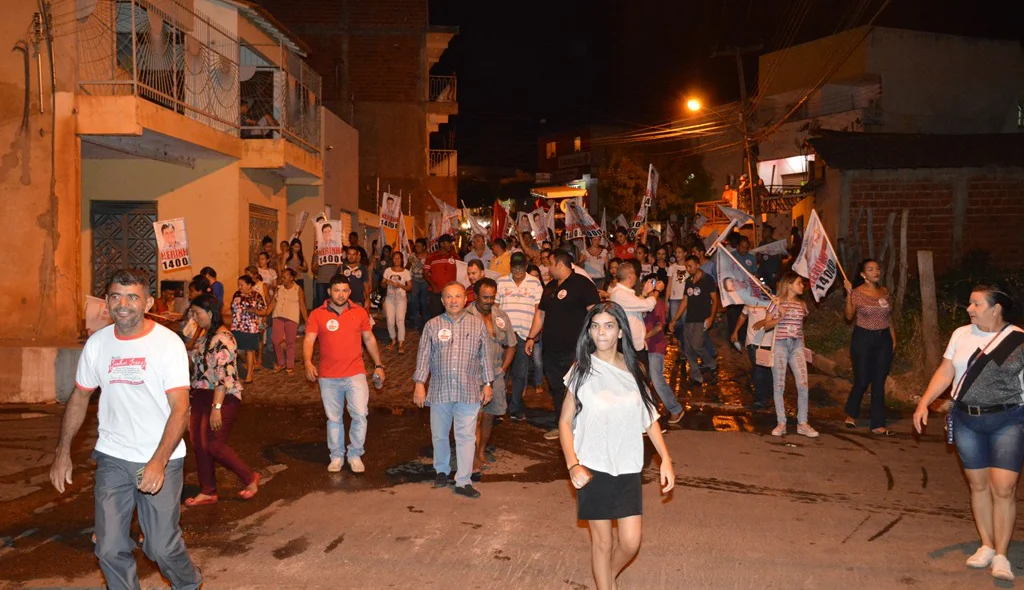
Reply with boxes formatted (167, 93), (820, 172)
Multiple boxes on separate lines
(303, 274), (385, 474)
(612, 228), (637, 260)
(424, 234), (457, 320)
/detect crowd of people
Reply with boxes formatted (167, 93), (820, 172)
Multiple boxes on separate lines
(48, 205), (1024, 588)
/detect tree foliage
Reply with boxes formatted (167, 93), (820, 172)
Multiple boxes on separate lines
(596, 149), (714, 221)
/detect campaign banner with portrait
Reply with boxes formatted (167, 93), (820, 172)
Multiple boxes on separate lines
(379, 192), (402, 230)
(153, 218), (191, 271)
(315, 220), (346, 265)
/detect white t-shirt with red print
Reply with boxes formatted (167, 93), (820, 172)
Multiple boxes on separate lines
(75, 322), (191, 462)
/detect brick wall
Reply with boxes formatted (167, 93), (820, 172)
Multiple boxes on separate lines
(348, 33), (423, 103)
(845, 168), (1024, 275)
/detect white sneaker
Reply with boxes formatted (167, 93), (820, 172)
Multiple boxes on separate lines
(796, 423), (819, 438)
(966, 545), (995, 568)
(543, 429), (560, 440)
(348, 456), (365, 473)
(771, 423), (787, 437)
(327, 457), (344, 473)
(992, 554), (1014, 580)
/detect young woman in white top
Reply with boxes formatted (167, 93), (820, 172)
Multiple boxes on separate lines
(382, 250), (413, 354)
(581, 236), (608, 282)
(558, 301), (674, 590)
(261, 268), (309, 375)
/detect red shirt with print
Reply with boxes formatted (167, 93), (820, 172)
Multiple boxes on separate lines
(306, 301), (371, 379)
(425, 250), (458, 293)
(613, 242), (637, 260)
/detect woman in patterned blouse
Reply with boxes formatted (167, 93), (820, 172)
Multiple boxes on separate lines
(231, 275), (267, 383)
(843, 259), (896, 435)
(184, 293), (259, 506)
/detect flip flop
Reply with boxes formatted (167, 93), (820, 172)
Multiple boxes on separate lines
(844, 419), (857, 429)
(239, 473), (261, 500)
(871, 428), (895, 437)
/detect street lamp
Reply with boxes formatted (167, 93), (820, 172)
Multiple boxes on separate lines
(685, 98), (702, 112)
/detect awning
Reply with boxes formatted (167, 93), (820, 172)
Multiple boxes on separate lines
(529, 186), (587, 200)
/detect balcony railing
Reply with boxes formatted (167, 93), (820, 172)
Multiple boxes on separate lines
(77, 0), (240, 135)
(429, 75), (457, 103)
(429, 149), (457, 177)
(240, 44), (322, 152)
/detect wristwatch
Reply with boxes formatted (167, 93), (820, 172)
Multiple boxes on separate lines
(375, 364), (385, 370)
(212, 402), (223, 410)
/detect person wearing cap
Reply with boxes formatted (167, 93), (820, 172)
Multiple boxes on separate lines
(424, 234), (458, 320)
(495, 252), (545, 421)
(524, 250), (600, 439)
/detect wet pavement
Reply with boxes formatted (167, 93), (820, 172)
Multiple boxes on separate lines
(1, 328), (1020, 588)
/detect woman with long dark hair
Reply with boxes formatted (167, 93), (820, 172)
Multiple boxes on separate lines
(558, 301), (674, 590)
(231, 275), (266, 383)
(184, 294), (259, 506)
(843, 259), (896, 435)
(286, 238), (308, 293)
(914, 286), (1024, 582)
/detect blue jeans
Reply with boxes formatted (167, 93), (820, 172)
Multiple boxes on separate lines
(648, 352), (683, 415)
(319, 374), (369, 460)
(509, 335), (541, 415)
(430, 401), (481, 486)
(682, 322), (717, 382)
(746, 345), (774, 405)
(93, 452), (201, 590)
(409, 279), (429, 329)
(772, 338), (809, 425)
(531, 338), (544, 387)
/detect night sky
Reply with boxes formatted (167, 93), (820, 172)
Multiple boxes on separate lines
(429, 0), (1023, 170)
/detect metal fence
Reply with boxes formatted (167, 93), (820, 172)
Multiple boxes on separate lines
(77, 0), (240, 135)
(429, 75), (457, 103)
(239, 44), (322, 152)
(429, 149), (457, 177)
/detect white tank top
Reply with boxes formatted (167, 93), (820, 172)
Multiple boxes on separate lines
(272, 284), (301, 322)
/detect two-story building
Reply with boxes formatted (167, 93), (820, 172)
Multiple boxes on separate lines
(0, 0), (359, 402)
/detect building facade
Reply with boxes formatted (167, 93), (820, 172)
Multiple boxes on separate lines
(0, 0), (358, 402)
(251, 0), (458, 236)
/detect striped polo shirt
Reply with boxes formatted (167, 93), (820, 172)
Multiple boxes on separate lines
(495, 274), (544, 339)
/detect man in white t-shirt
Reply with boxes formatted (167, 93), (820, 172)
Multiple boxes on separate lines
(50, 269), (202, 590)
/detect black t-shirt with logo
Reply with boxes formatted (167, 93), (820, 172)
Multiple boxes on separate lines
(342, 264), (369, 304)
(683, 272), (718, 323)
(539, 272), (601, 354)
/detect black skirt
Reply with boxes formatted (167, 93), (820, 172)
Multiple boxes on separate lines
(576, 468), (643, 521)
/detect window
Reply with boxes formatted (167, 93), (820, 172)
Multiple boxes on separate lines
(546, 141), (557, 159)
(573, 136), (582, 152)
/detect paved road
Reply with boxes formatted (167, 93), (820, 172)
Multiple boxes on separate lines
(0, 329), (1020, 588)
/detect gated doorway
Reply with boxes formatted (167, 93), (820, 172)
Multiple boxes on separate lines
(90, 201), (158, 296)
(248, 204), (278, 266)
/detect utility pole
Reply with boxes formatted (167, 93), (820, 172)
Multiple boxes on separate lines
(712, 44), (763, 240)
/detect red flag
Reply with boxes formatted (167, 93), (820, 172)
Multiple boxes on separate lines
(491, 201), (509, 242)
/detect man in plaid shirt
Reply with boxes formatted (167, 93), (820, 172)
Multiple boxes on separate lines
(413, 282), (495, 499)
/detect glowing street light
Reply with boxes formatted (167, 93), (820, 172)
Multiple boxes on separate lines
(685, 98), (702, 112)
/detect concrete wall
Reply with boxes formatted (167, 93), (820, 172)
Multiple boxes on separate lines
(820, 167), (1024, 276)
(323, 109), (360, 215)
(865, 28), (1024, 134)
(0, 5), (81, 345)
(757, 27), (871, 97)
(81, 158), (242, 299)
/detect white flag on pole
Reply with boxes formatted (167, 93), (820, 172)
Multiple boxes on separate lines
(692, 213), (708, 231)
(664, 221), (675, 244)
(600, 208), (609, 246)
(750, 239), (789, 256)
(717, 204), (754, 227)
(791, 210), (841, 302)
(613, 213), (629, 231)
(702, 229), (720, 252)
(716, 247), (772, 307)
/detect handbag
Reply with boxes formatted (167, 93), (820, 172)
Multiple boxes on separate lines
(755, 324), (777, 367)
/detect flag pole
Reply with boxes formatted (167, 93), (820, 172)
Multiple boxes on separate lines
(819, 226), (850, 284)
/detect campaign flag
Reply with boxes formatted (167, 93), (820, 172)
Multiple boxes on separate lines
(565, 198), (602, 238)
(630, 164), (658, 237)
(716, 247), (772, 307)
(427, 212), (442, 251)
(153, 218), (191, 271)
(664, 221), (675, 244)
(314, 220), (345, 265)
(563, 201), (584, 241)
(613, 213), (629, 231)
(395, 210), (412, 259)
(517, 212), (533, 235)
(717, 204), (754, 227)
(431, 192), (460, 233)
(379, 192), (402, 229)
(750, 239), (789, 256)
(600, 208), (610, 246)
(291, 211), (309, 240)
(545, 201), (558, 236)
(791, 210), (841, 302)
(463, 207), (488, 238)
(692, 213), (708, 232)
(491, 201), (510, 242)
(527, 209), (548, 240)
(702, 229), (720, 252)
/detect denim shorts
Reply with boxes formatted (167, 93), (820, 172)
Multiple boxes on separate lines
(952, 404), (1024, 472)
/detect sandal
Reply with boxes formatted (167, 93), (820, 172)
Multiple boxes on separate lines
(184, 494), (218, 507)
(239, 473), (261, 500)
(871, 428), (895, 437)
(844, 418), (857, 428)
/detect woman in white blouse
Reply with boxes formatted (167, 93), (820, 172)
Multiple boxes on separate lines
(558, 301), (674, 590)
(382, 250), (412, 354)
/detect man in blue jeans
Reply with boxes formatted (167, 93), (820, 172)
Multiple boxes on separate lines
(50, 269), (202, 590)
(413, 282), (494, 499)
(303, 274), (385, 474)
